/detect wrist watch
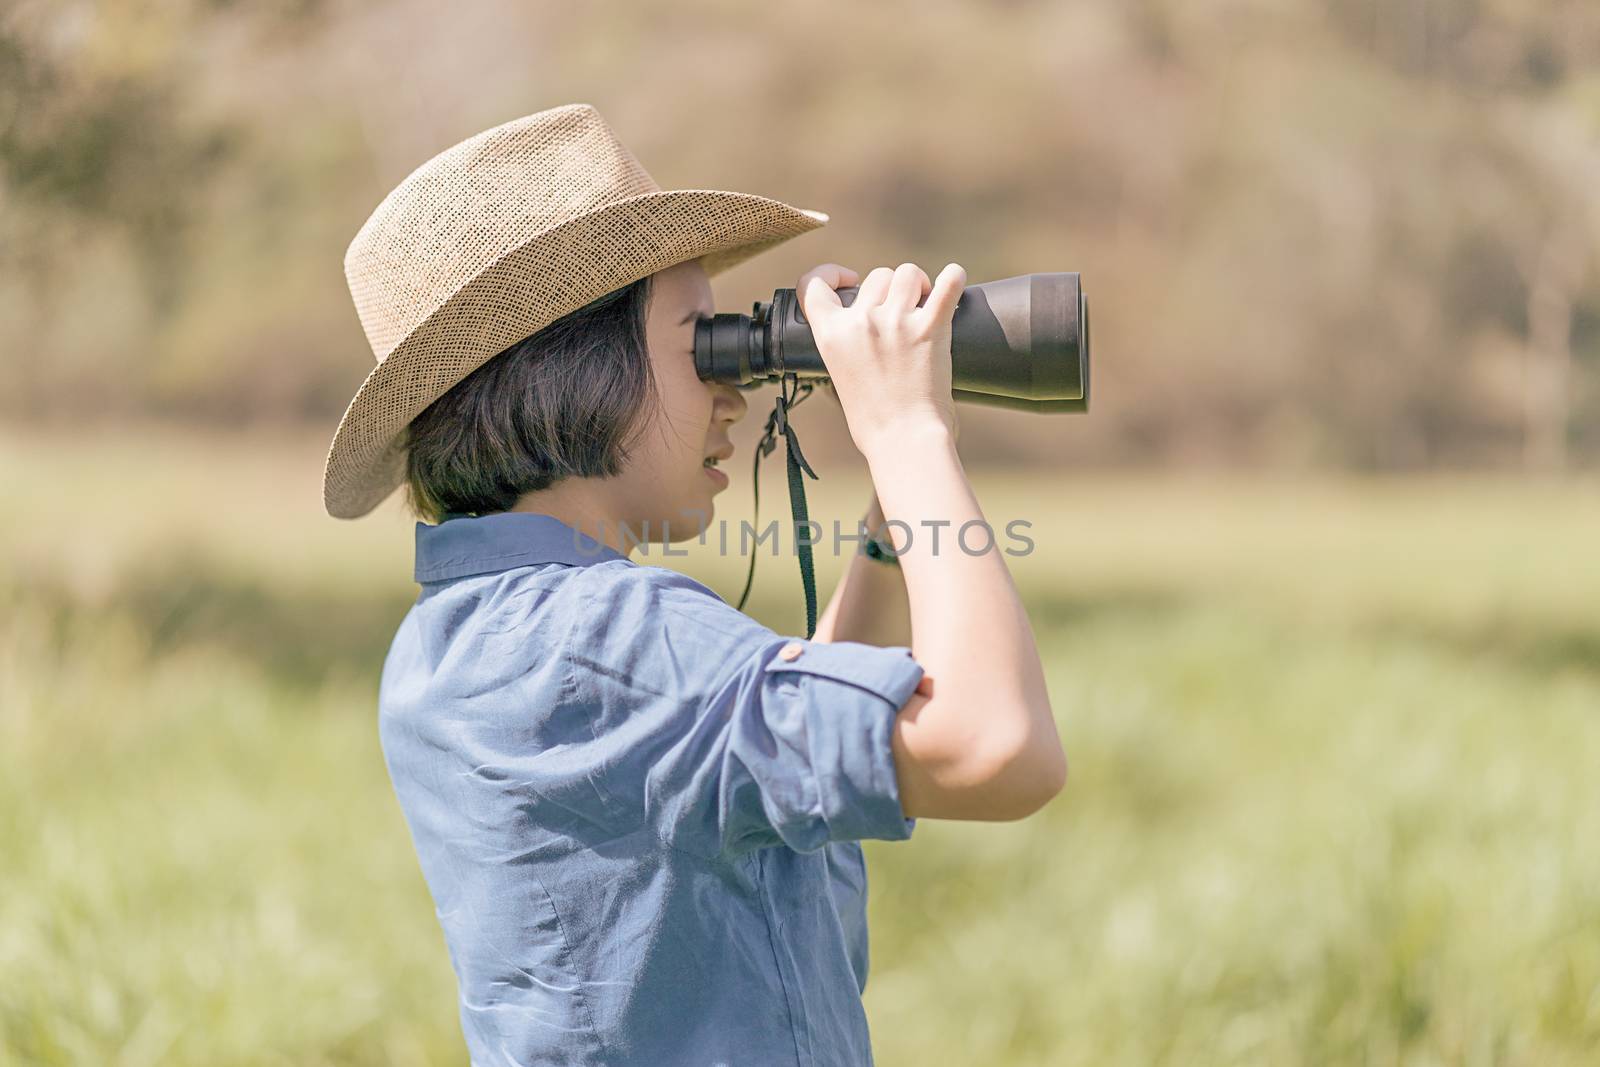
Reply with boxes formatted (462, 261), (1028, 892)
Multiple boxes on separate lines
(862, 527), (900, 567)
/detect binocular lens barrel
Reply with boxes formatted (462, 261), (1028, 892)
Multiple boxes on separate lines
(693, 272), (1090, 413)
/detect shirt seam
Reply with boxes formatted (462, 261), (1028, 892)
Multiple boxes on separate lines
(753, 849), (811, 1067)
(518, 597), (617, 1063)
(557, 582), (637, 832)
(504, 867), (615, 1067)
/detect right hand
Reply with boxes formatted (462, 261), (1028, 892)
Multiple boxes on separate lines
(796, 261), (966, 456)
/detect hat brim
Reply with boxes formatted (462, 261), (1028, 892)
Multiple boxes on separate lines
(322, 189), (827, 520)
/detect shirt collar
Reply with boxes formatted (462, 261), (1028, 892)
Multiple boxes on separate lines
(414, 511), (632, 583)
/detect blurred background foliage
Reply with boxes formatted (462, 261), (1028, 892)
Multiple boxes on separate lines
(5, 430), (1599, 1065)
(3, 0), (1599, 470)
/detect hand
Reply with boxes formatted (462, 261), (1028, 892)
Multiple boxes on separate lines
(797, 261), (966, 457)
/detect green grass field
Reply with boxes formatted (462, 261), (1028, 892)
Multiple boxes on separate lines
(3, 424), (1598, 1066)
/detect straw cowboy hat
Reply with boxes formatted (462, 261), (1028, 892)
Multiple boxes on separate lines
(322, 102), (829, 519)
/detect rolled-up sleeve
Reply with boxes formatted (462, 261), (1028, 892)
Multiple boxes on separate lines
(563, 565), (924, 858)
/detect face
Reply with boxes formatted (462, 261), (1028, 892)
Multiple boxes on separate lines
(611, 258), (747, 544)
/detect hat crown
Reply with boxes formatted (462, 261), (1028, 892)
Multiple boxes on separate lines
(323, 102), (827, 520)
(344, 103), (660, 362)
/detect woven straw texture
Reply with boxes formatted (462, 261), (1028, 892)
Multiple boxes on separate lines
(323, 102), (828, 519)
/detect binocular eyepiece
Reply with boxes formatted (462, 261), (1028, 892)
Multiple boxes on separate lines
(692, 272), (1090, 413)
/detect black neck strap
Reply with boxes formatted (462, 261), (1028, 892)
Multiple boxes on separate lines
(735, 374), (821, 637)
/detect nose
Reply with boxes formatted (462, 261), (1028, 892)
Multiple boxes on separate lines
(712, 381), (748, 425)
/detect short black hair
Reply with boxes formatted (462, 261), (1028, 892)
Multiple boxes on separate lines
(402, 273), (658, 523)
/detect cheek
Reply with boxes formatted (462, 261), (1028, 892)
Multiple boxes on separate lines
(656, 375), (714, 440)
(636, 391), (710, 480)
(638, 349), (715, 474)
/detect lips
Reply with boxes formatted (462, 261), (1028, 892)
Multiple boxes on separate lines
(703, 444), (733, 487)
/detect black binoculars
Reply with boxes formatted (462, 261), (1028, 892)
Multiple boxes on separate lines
(693, 272), (1090, 413)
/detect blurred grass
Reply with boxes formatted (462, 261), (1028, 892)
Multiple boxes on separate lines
(2, 423), (1598, 1065)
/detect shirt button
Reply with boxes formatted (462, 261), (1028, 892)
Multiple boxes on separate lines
(778, 641), (805, 661)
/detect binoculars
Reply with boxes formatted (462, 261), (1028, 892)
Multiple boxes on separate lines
(693, 272), (1090, 413)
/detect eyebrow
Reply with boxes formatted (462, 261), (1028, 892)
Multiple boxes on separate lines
(679, 308), (712, 326)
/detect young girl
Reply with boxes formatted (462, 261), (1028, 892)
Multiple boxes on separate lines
(324, 104), (1065, 1067)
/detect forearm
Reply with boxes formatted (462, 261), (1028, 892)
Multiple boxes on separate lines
(813, 492), (911, 648)
(862, 422), (1063, 817)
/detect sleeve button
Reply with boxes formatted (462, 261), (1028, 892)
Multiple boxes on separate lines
(778, 641), (805, 661)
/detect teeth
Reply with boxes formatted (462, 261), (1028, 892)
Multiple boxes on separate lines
(703, 456), (718, 467)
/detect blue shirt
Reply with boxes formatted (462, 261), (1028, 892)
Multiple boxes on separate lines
(378, 511), (925, 1066)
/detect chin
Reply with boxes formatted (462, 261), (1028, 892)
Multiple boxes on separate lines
(660, 499), (715, 543)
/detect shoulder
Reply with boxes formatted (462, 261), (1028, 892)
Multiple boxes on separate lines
(553, 562), (779, 698)
(564, 561), (769, 644)
(561, 562), (925, 709)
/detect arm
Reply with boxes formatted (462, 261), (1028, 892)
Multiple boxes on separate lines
(865, 423), (1064, 821)
(798, 261), (1066, 822)
(812, 491), (912, 649)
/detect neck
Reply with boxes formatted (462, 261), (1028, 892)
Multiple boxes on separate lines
(509, 480), (636, 557)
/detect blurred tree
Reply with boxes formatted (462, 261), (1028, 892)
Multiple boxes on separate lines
(0, 2), (242, 313)
(0, 0), (1596, 470)
(1489, 101), (1598, 474)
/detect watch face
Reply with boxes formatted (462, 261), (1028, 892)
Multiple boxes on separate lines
(864, 537), (899, 564)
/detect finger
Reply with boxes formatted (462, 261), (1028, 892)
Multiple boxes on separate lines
(797, 263), (858, 319)
(797, 262), (859, 291)
(917, 262), (967, 325)
(853, 266), (896, 309)
(884, 262), (931, 311)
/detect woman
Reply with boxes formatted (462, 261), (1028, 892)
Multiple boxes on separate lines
(324, 103), (1066, 1066)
